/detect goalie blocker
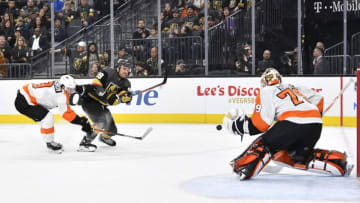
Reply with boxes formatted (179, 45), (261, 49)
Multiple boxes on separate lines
(223, 68), (353, 180)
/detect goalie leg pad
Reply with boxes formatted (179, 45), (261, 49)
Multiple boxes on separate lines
(272, 150), (295, 168)
(307, 149), (350, 176)
(272, 150), (314, 170)
(230, 139), (271, 180)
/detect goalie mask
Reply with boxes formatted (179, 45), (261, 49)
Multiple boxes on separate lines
(260, 68), (282, 88)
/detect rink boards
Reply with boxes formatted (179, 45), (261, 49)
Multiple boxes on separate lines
(0, 77), (356, 126)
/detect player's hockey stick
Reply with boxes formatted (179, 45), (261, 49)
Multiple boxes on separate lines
(92, 125), (153, 140)
(132, 73), (167, 96)
(117, 73), (167, 97)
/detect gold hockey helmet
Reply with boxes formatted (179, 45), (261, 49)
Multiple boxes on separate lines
(260, 68), (282, 88)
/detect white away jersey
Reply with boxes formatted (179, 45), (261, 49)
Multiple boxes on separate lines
(250, 83), (323, 132)
(19, 81), (77, 122)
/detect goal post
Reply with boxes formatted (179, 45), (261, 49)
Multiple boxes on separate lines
(357, 68), (360, 177)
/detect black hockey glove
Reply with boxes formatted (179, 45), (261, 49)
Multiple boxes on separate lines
(119, 91), (132, 103)
(107, 91), (132, 105)
(107, 94), (118, 105)
(75, 85), (85, 95)
(80, 117), (92, 133)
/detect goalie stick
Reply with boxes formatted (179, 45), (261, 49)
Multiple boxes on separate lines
(92, 125), (153, 140)
(323, 78), (355, 114)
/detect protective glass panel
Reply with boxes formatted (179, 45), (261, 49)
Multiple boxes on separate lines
(253, 0), (298, 77)
(305, 0), (359, 75)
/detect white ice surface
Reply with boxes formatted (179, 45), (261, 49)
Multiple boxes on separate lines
(0, 124), (358, 203)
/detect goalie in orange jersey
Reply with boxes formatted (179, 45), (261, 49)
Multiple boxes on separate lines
(223, 68), (354, 180)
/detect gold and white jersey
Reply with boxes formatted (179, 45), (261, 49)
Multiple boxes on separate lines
(251, 83), (323, 132)
(19, 81), (77, 122)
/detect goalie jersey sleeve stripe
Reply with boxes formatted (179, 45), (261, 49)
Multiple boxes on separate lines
(251, 92), (272, 132)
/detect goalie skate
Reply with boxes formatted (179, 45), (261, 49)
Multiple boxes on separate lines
(344, 164), (354, 177)
(46, 141), (64, 154)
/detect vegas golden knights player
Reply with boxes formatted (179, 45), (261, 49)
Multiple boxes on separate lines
(76, 62), (132, 152)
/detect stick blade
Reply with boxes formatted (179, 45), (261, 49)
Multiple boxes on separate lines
(140, 127), (153, 140)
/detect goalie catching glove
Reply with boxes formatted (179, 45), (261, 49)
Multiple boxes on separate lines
(222, 108), (250, 141)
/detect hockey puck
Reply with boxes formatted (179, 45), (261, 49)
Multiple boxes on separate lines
(216, 125), (222, 131)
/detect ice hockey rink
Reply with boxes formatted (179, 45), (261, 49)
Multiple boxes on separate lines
(0, 123), (358, 203)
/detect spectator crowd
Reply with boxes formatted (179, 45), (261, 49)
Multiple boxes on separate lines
(0, 0), (112, 68)
(0, 0), (343, 78)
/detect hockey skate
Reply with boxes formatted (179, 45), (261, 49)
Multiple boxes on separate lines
(99, 133), (116, 146)
(78, 132), (97, 152)
(46, 141), (64, 154)
(344, 163), (354, 176)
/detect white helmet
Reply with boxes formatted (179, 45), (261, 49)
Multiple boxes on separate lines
(77, 41), (86, 47)
(59, 75), (76, 94)
(260, 68), (282, 88)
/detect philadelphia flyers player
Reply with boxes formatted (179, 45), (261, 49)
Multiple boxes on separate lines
(223, 68), (353, 180)
(75, 61), (132, 152)
(14, 75), (93, 153)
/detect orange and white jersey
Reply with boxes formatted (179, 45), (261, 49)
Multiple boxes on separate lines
(251, 83), (323, 132)
(19, 81), (77, 122)
(296, 85), (324, 113)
